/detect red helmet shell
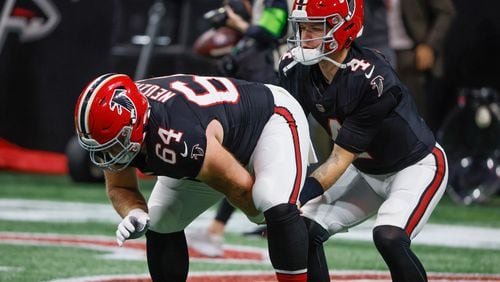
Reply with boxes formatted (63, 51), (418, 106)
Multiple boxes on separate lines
(74, 73), (149, 147)
(291, 0), (364, 52)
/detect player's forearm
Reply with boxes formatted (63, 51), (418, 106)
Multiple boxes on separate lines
(104, 169), (147, 218)
(199, 160), (257, 215)
(107, 185), (148, 218)
(204, 162), (257, 212)
(226, 189), (259, 216)
(310, 157), (342, 191)
(310, 145), (356, 190)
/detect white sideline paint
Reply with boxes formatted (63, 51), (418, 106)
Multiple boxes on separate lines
(2, 199), (500, 250)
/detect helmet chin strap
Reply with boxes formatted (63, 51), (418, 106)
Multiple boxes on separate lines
(322, 56), (347, 69)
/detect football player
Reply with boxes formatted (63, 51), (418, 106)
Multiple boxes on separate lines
(279, 0), (449, 281)
(74, 73), (315, 281)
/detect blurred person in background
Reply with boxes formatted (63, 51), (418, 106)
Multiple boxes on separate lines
(387, 0), (455, 126)
(357, 0), (395, 67)
(216, 0), (290, 84)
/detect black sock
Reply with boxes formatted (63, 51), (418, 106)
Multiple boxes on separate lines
(304, 217), (330, 282)
(146, 230), (189, 282)
(214, 198), (236, 223)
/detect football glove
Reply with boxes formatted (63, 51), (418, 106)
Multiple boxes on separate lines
(116, 208), (150, 247)
(298, 177), (324, 207)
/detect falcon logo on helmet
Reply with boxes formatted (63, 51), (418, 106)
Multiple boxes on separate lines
(74, 73), (150, 172)
(287, 0), (364, 66)
(110, 88), (137, 123)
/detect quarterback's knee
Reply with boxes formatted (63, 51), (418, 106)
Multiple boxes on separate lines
(373, 225), (410, 253)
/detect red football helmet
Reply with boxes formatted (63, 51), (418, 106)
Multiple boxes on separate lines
(74, 73), (150, 171)
(287, 0), (364, 65)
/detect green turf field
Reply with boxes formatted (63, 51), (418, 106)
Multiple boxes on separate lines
(1, 172), (500, 281)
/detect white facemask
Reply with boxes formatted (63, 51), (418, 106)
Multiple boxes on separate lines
(290, 46), (347, 69)
(290, 46), (324, 65)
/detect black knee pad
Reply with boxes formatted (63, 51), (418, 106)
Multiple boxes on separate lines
(146, 230), (188, 282)
(264, 203), (300, 223)
(373, 225), (427, 281)
(264, 203), (308, 271)
(373, 225), (410, 253)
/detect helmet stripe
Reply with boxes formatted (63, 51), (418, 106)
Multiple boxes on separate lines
(77, 73), (120, 137)
(296, 0), (307, 10)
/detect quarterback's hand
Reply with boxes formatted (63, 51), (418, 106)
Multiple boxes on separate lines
(116, 209), (150, 247)
(298, 177), (325, 207)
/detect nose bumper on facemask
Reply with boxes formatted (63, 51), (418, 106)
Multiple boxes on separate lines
(290, 47), (324, 65)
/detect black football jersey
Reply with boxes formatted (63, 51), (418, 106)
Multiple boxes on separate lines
(131, 75), (274, 179)
(279, 43), (435, 174)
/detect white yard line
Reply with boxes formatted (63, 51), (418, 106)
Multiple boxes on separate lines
(2, 199), (500, 250)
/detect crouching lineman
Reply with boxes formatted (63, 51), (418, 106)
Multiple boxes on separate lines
(74, 73), (316, 281)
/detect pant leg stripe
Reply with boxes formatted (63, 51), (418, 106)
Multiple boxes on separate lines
(404, 146), (447, 236)
(274, 106), (303, 205)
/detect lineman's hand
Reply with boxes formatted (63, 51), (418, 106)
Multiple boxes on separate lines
(116, 209), (150, 247)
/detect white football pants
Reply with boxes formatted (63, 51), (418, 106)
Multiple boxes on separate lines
(147, 84), (316, 233)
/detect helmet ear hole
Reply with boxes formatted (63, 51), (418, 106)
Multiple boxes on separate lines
(344, 37), (352, 48)
(329, 41), (338, 51)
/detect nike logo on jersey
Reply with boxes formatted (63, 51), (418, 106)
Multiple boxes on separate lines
(365, 65), (375, 79)
(180, 142), (188, 157)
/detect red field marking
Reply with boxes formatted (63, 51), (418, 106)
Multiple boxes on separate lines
(2, 232), (500, 282)
(189, 272), (500, 282)
(49, 272), (500, 282)
(0, 232), (267, 261)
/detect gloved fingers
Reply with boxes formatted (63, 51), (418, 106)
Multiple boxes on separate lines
(115, 210), (150, 246)
(116, 228), (127, 247)
(123, 217), (137, 233)
(116, 217), (135, 246)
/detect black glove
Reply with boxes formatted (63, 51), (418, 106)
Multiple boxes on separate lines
(299, 177), (324, 206)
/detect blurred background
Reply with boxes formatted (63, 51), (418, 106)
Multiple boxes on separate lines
(0, 0), (498, 202)
(0, 0), (222, 153)
(0, 0), (499, 281)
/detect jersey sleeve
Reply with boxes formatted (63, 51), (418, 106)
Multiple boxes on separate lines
(145, 113), (207, 180)
(172, 121), (207, 179)
(336, 85), (401, 154)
